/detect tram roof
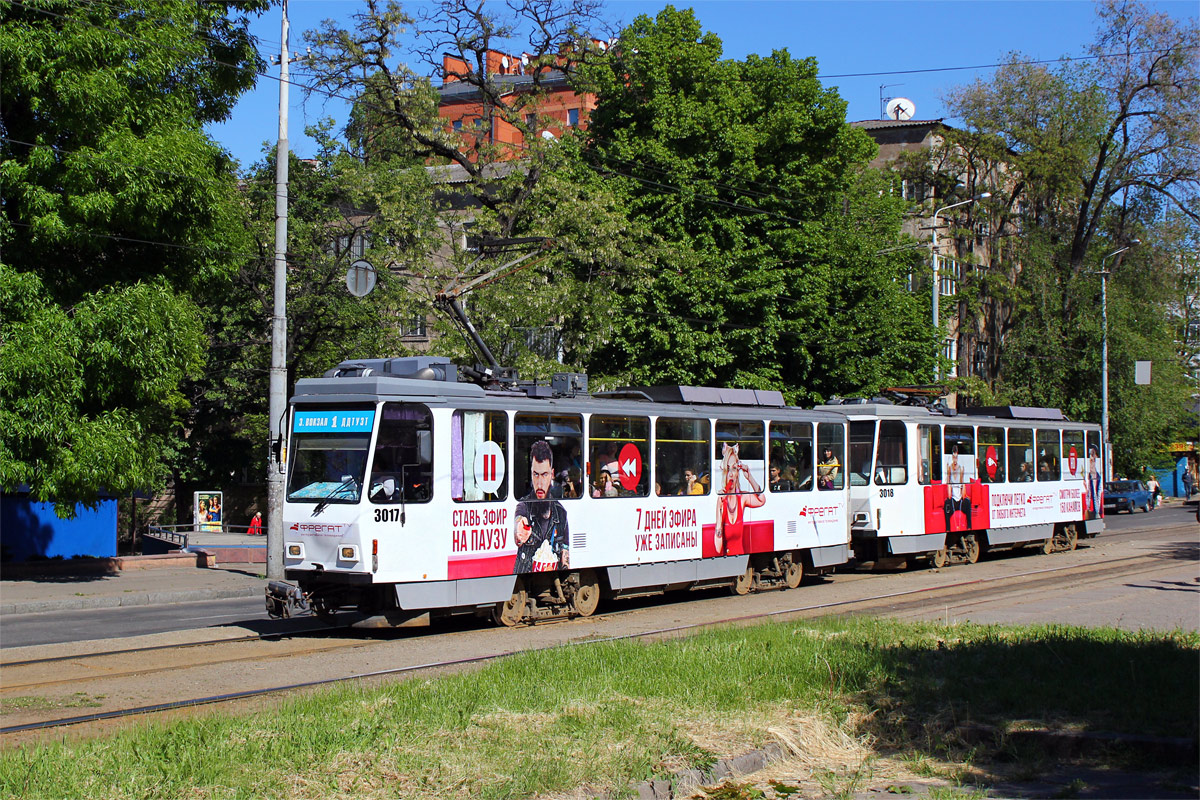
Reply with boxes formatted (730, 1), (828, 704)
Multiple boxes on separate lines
(814, 401), (1097, 428)
(290, 374), (846, 420)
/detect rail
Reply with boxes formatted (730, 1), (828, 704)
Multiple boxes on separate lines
(144, 524), (190, 549)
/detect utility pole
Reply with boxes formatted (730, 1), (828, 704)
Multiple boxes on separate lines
(266, 0), (290, 581)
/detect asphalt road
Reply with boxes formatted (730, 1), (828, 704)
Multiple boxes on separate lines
(2, 505), (1194, 649)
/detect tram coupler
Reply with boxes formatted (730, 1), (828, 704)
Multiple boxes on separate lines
(265, 581), (309, 619)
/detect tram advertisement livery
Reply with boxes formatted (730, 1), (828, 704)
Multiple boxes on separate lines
(270, 356), (1101, 626)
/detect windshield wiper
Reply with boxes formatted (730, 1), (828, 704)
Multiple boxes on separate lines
(312, 477), (359, 516)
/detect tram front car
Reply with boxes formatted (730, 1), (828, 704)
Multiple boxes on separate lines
(268, 357), (462, 622)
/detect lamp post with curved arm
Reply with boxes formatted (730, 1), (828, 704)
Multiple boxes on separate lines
(931, 192), (990, 381)
(1100, 239), (1140, 479)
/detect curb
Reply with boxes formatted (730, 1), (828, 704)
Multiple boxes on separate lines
(0, 584), (264, 616)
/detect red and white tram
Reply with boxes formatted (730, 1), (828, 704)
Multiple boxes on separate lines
(814, 400), (1106, 567)
(268, 357), (852, 625)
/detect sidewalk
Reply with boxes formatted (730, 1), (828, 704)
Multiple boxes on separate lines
(0, 560), (267, 616)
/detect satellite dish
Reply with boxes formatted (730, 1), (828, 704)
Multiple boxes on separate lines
(885, 97), (915, 121)
(520, 54), (529, 66)
(541, 130), (556, 140)
(346, 260), (377, 297)
(501, 55), (509, 70)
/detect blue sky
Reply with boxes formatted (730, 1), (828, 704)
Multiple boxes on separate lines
(206, 0), (1199, 171)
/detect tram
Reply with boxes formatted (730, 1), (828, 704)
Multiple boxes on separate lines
(267, 356), (852, 625)
(814, 399), (1106, 567)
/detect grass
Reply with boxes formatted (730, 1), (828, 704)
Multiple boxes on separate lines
(0, 617), (1195, 799)
(0, 694), (104, 714)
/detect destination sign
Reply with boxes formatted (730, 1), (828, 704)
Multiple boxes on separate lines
(292, 410), (376, 433)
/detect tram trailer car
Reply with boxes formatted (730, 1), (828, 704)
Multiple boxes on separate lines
(267, 357), (852, 626)
(814, 400), (1106, 568)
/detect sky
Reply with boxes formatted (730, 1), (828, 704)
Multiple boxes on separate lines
(206, 0), (1199, 171)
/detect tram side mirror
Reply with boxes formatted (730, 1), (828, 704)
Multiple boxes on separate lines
(417, 430), (432, 464)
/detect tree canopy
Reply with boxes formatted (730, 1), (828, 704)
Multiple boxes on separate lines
(0, 0), (266, 507)
(576, 5), (934, 400)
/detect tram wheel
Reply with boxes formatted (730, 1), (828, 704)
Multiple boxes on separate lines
(931, 548), (950, 569)
(1040, 536), (1055, 555)
(732, 565), (754, 596)
(493, 578), (528, 627)
(572, 569), (601, 617)
(962, 535), (980, 565)
(783, 558), (803, 589)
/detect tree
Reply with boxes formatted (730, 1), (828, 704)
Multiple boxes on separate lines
(300, 1), (648, 382)
(576, 5), (933, 400)
(303, 0), (607, 237)
(932, 0), (1199, 473)
(0, 0), (266, 508)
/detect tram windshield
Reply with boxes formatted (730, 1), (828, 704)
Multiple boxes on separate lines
(287, 434), (371, 503)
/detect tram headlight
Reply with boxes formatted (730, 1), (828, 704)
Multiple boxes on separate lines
(338, 545), (359, 562)
(286, 543), (304, 559)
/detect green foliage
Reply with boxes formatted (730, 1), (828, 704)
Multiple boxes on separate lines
(576, 6), (933, 400)
(0, 0), (266, 507)
(911, 1), (1198, 471)
(0, 268), (204, 510)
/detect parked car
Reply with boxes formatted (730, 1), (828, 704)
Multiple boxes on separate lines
(1104, 480), (1153, 513)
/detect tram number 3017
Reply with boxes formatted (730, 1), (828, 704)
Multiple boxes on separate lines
(374, 508), (404, 523)
(879, 488), (894, 498)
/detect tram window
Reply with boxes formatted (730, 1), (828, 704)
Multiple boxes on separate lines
(514, 414), (583, 500)
(874, 421), (908, 485)
(1036, 429), (1061, 481)
(1086, 431), (1103, 482)
(768, 421), (813, 492)
(977, 426), (1006, 484)
(370, 403), (434, 504)
(1062, 430), (1085, 480)
(288, 436), (371, 503)
(450, 410), (508, 503)
(715, 420), (765, 493)
(848, 421), (876, 486)
(943, 426), (976, 492)
(590, 415), (650, 498)
(656, 417), (710, 496)
(918, 424), (941, 484)
(817, 423), (844, 491)
(1008, 428), (1034, 482)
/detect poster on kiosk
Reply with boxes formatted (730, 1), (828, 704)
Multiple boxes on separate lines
(194, 491), (223, 532)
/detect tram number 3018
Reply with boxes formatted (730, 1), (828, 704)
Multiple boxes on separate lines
(879, 488), (894, 498)
(374, 508), (404, 523)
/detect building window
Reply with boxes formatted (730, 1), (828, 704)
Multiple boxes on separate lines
(902, 179), (926, 202)
(943, 337), (958, 378)
(401, 315), (427, 338)
(940, 258), (960, 297)
(525, 112), (537, 129)
(567, 108), (579, 127)
(452, 119), (462, 132)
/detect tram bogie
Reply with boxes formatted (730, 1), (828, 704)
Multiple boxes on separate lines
(272, 357), (853, 626)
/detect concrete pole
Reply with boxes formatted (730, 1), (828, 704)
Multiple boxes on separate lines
(266, 0), (290, 582)
(929, 192), (989, 383)
(1100, 240), (1138, 481)
(1101, 268), (1110, 480)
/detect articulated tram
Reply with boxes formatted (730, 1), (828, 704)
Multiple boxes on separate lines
(267, 357), (853, 625)
(814, 401), (1106, 567)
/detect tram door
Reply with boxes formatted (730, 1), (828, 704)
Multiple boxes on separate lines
(871, 420), (919, 539)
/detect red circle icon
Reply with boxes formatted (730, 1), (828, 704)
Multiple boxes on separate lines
(985, 445), (998, 481)
(616, 443), (643, 491)
(1068, 446), (1078, 476)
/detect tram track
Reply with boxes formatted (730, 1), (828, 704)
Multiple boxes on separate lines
(3, 547), (1185, 738)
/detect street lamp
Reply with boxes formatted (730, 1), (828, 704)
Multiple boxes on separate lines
(931, 192), (990, 381)
(1100, 239), (1140, 480)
